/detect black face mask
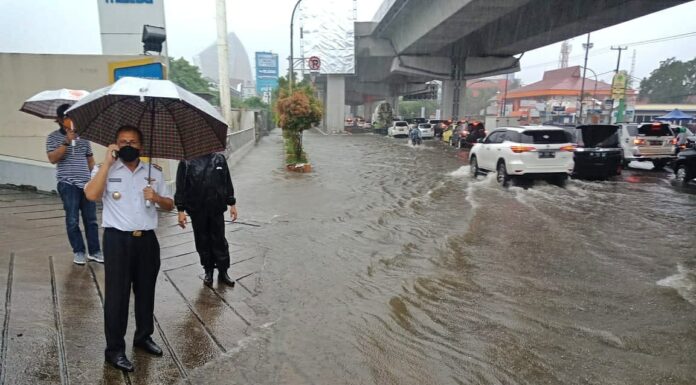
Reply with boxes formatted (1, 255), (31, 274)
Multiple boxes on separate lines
(118, 146), (140, 162)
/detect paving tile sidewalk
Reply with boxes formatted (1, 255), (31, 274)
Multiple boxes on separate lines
(0, 185), (268, 384)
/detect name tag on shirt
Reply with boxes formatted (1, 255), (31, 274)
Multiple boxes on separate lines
(108, 178), (122, 182)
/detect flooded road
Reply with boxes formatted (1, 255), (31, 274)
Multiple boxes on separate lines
(193, 130), (696, 385)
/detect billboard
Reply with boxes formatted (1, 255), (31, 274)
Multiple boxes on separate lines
(98, 0), (166, 55)
(300, 0), (355, 74)
(255, 52), (279, 101)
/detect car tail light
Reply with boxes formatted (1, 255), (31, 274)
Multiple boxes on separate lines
(559, 145), (576, 152)
(634, 138), (646, 145)
(510, 145), (536, 153)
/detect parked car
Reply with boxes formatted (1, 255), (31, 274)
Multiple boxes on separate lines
(469, 126), (575, 186)
(572, 124), (623, 179)
(417, 123), (434, 139)
(388, 121), (410, 137)
(672, 142), (696, 186)
(618, 122), (676, 169)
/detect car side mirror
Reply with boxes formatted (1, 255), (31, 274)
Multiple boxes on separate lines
(477, 138), (484, 143)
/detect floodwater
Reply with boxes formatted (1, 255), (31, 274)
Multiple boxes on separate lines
(190, 130), (696, 385)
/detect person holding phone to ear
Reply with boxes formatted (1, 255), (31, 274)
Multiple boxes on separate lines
(84, 125), (174, 373)
(46, 103), (102, 265)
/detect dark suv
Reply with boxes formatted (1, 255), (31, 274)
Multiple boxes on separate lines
(672, 143), (696, 185)
(572, 125), (623, 179)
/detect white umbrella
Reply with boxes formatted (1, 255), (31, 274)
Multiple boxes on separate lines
(20, 89), (89, 119)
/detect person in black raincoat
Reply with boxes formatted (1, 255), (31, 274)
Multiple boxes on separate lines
(175, 152), (238, 287)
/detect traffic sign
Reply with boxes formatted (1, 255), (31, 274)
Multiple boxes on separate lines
(308, 56), (321, 71)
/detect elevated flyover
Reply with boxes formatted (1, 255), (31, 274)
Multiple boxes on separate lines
(335, 0), (689, 124)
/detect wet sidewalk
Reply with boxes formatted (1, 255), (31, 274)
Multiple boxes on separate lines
(0, 157), (270, 384)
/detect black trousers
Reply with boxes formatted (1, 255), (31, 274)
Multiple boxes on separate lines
(189, 210), (230, 270)
(103, 228), (160, 356)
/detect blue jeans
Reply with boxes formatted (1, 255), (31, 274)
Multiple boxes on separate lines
(57, 182), (100, 255)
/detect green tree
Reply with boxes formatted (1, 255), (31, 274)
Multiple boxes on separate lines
(639, 57), (696, 103)
(168, 57), (210, 93)
(243, 96), (269, 109)
(398, 100), (439, 118)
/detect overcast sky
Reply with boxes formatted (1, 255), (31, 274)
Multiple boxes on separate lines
(1, 0), (695, 86)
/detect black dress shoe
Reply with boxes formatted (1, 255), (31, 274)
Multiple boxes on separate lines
(218, 270), (236, 286)
(134, 338), (163, 356)
(105, 353), (134, 372)
(203, 269), (214, 287)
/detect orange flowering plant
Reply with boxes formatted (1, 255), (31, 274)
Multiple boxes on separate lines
(274, 83), (322, 165)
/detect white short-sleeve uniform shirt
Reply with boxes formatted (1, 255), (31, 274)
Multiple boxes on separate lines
(91, 160), (172, 231)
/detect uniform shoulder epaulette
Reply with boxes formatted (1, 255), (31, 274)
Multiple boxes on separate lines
(151, 163), (163, 171)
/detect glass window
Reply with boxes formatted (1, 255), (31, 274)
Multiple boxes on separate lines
(519, 130), (573, 144)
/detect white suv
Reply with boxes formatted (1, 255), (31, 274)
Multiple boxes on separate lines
(469, 126), (575, 186)
(618, 122), (676, 169)
(388, 121), (409, 137)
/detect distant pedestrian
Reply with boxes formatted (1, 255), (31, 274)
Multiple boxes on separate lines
(175, 152), (238, 287)
(45, 104), (102, 264)
(84, 125), (174, 372)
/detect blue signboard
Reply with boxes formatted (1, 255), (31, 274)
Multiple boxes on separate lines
(113, 62), (164, 81)
(105, 0), (153, 3)
(255, 52), (279, 97)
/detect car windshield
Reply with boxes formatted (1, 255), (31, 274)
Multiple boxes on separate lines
(519, 130), (572, 144)
(419, 124), (431, 128)
(637, 123), (673, 137)
(395, 122), (408, 127)
(576, 125), (620, 147)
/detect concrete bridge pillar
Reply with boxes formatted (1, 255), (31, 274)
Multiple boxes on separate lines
(390, 96), (400, 118)
(441, 79), (466, 122)
(326, 75), (346, 133)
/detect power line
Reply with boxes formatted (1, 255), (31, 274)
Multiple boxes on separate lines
(522, 30), (696, 70)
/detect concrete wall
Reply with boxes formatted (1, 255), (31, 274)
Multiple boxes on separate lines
(325, 75), (346, 132)
(0, 53), (166, 191)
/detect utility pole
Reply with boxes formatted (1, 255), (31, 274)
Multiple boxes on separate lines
(289, 0), (303, 93)
(500, 73), (510, 117)
(608, 46), (627, 124)
(216, 0), (232, 127)
(578, 33), (592, 124)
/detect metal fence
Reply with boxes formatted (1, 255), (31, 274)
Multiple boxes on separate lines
(225, 127), (256, 159)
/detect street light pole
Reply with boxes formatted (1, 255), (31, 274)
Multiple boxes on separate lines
(289, 0), (303, 93)
(578, 33), (592, 124)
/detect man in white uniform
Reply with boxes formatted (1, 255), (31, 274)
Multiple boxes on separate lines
(85, 125), (174, 372)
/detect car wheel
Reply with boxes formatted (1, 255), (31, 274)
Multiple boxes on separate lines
(496, 161), (510, 187)
(653, 160), (667, 170)
(470, 156), (479, 178)
(551, 174), (568, 187)
(675, 164), (692, 186)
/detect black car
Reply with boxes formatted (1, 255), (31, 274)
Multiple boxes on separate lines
(428, 120), (447, 137)
(672, 144), (696, 185)
(572, 124), (623, 179)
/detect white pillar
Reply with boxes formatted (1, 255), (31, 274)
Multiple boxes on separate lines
(216, 0), (232, 127)
(326, 75), (346, 133)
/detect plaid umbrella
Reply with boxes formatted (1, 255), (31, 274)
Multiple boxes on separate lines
(20, 89), (89, 119)
(66, 77), (228, 162)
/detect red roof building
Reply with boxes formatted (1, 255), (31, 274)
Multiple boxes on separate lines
(501, 66), (635, 123)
